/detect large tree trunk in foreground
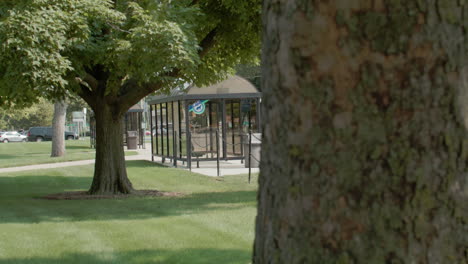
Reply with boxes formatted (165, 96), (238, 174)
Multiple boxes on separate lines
(51, 101), (67, 157)
(88, 103), (134, 195)
(254, 1), (467, 263)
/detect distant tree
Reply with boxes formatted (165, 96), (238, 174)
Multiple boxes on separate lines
(0, 99), (53, 130)
(235, 64), (261, 90)
(255, 0), (467, 263)
(51, 101), (67, 157)
(0, 0), (260, 194)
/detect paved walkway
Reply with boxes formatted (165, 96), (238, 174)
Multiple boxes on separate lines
(0, 144), (259, 177)
(152, 156), (260, 177)
(0, 148), (151, 174)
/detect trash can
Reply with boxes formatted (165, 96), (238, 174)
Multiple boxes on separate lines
(244, 133), (262, 168)
(127, 131), (138, 150)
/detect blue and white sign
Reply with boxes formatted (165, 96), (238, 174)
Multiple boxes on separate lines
(189, 100), (209, 115)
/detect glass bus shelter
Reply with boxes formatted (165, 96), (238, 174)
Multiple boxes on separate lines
(147, 75), (261, 169)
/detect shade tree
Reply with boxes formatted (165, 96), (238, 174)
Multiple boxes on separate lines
(0, 0), (260, 194)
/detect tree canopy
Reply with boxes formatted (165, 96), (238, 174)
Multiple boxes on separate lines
(0, 0), (261, 108)
(0, 0), (261, 194)
(0, 99), (53, 130)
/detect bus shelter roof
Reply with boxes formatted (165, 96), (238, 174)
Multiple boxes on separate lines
(147, 75), (261, 105)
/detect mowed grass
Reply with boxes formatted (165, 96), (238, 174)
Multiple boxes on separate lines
(0, 139), (137, 168)
(0, 160), (258, 264)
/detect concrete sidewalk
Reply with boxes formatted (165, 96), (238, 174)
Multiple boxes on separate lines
(151, 155), (260, 177)
(0, 148), (151, 174)
(0, 144), (259, 177)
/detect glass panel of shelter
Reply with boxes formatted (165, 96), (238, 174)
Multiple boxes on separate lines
(153, 102), (182, 162)
(226, 99), (243, 156)
(186, 99), (259, 161)
(151, 98), (259, 164)
(159, 103), (171, 160)
(154, 104), (161, 155)
(178, 101), (187, 158)
(166, 102), (172, 158)
(188, 100), (220, 159)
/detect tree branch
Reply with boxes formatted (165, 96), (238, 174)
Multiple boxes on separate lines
(83, 74), (99, 91)
(116, 69), (181, 115)
(76, 84), (96, 109)
(106, 22), (131, 34)
(114, 26), (220, 114)
(74, 73), (100, 109)
(189, 0), (199, 6)
(199, 26), (218, 58)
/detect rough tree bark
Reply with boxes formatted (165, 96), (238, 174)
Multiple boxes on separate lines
(254, 1), (467, 263)
(88, 102), (133, 194)
(51, 100), (67, 157)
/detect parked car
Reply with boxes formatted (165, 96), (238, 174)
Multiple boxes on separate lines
(65, 130), (79, 140)
(27, 127), (79, 142)
(0, 131), (27, 143)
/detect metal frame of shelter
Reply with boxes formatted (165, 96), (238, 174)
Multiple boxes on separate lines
(147, 75), (262, 170)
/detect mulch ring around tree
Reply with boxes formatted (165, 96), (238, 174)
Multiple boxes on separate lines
(38, 190), (184, 200)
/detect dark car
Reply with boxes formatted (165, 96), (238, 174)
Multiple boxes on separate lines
(27, 127), (79, 142)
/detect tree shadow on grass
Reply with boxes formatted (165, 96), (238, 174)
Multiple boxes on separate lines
(0, 248), (251, 264)
(65, 145), (93, 150)
(0, 166), (256, 224)
(126, 160), (166, 168)
(0, 154), (18, 160)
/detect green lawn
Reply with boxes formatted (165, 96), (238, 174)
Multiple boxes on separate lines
(0, 139), (137, 168)
(0, 161), (258, 264)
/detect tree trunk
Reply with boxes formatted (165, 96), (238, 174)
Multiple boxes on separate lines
(254, 1), (467, 263)
(51, 101), (67, 157)
(88, 103), (134, 194)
